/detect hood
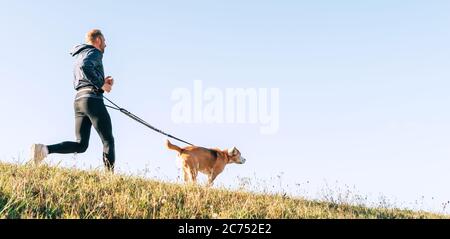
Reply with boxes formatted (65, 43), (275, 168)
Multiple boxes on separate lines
(70, 44), (96, 57)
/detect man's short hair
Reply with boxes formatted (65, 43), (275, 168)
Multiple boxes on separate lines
(85, 29), (104, 44)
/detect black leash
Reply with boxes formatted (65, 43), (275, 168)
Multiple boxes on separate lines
(102, 95), (195, 146)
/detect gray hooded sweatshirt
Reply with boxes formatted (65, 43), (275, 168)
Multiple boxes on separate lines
(70, 44), (105, 91)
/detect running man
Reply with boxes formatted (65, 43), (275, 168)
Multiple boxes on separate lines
(30, 29), (116, 172)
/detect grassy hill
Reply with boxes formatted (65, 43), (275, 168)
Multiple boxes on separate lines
(0, 162), (445, 219)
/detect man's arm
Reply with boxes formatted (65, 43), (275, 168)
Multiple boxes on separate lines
(80, 50), (104, 90)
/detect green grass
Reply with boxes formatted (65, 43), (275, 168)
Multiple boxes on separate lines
(0, 162), (445, 219)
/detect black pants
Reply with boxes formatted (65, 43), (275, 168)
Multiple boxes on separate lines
(47, 96), (115, 171)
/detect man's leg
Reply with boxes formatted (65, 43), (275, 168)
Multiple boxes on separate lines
(47, 115), (92, 154)
(86, 99), (115, 172)
(31, 100), (92, 164)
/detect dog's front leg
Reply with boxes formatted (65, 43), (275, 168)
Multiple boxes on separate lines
(207, 172), (219, 187)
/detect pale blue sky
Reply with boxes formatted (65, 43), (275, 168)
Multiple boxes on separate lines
(0, 1), (449, 213)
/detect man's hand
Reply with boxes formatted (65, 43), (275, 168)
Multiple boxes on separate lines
(105, 76), (114, 86)
(102, 76), (114, 93)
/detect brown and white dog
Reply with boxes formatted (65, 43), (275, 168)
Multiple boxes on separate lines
(166, 140), (246, 186)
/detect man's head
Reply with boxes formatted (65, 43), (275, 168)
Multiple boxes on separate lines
(86, 29), (106, 53)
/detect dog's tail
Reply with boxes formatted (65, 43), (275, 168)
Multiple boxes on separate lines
(166, 140), (183, 154)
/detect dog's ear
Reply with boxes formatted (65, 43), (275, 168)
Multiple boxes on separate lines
(228, 147), (237, 156)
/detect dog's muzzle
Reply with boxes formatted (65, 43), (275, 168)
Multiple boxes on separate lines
(240, 157), (247, 164)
